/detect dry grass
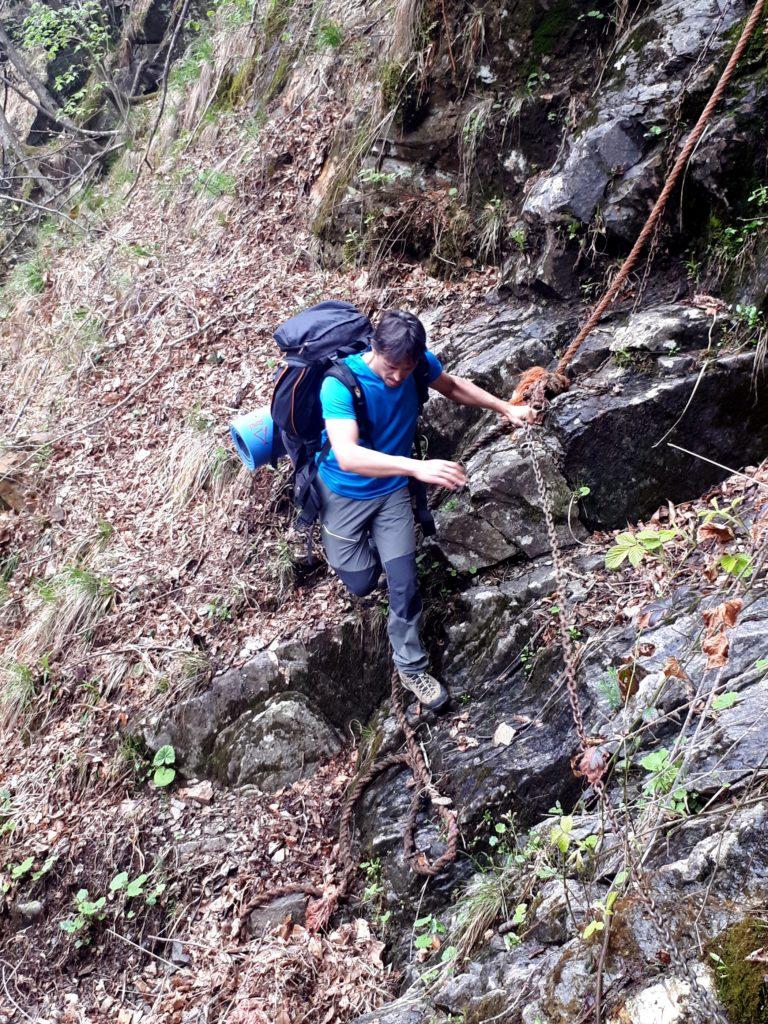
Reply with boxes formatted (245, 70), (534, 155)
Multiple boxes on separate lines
(159, 426), (243, 509)
(389, 0), (426, 59)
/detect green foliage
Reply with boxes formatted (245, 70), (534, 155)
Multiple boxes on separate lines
(359, 858), (391, 928)
(170, 37), (215, 88)
(708, 918), (768, 1024)
(597, 667), (623, 711)
(605, 528), (678, 570)
(413, 913), (446, 950)
(194, 170), (237, 199)
(712, 691), (742, 711)
(719, 552), (754, 579)
(22, 0), (109, 117)
(640, 748), (688, 814)
(8, 258), (46, 297)
(151, 745), (176, 788)
(509, 227), (526, 250)
(357, 168), (397, 188)
(316, 19), (343, 48)
(262, 0), (293, 43)
(59, 888), (107, 945)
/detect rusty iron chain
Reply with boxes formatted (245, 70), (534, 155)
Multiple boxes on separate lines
(522, 423), (728, 1024)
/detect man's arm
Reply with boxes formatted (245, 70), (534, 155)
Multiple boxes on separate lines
(325, 418), (466, 489)
(429, 371), (537, 428)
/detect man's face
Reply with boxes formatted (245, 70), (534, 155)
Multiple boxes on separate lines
(370, 346), (416, 388)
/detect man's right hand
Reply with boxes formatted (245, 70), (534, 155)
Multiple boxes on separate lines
(411, 459), (467, 490)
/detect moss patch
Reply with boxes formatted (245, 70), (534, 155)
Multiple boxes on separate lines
(531, 0), (578, 56)
(709, 918), (768, 1024)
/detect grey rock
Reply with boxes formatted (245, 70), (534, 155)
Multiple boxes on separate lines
(213, 693), (341, 791)
(247, 892), (308, 936)
(522, 0), (746, 241)
(12, 900), (43, 923)
(136, 613), (390, 779)
(435, 433), (579, 571)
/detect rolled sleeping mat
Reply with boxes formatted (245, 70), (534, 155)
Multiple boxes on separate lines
(229, 406), (286, 470)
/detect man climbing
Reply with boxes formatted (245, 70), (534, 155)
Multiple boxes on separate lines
(318, 310), (537, 711)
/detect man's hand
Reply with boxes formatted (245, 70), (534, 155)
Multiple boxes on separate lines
(498, 402), (538, 428)
(411, 459), (467, 490)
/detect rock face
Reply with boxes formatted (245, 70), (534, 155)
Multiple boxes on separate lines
(136, 613), (390, 784)
(213, 693), (341, 791)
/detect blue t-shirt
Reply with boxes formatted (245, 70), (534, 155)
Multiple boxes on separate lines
(319, 349), (443, 499)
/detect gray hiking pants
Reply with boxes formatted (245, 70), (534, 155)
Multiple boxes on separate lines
(318, 478), (427, 673)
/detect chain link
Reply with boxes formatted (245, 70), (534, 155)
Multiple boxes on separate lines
(522, 423), (728, 1023)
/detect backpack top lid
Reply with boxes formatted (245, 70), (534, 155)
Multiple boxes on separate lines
(273, 300), (373, 358)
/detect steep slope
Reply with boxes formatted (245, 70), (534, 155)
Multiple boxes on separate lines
(0, 1), (767, 1022)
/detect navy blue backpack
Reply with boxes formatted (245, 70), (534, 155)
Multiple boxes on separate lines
(270, 300), (435, 542)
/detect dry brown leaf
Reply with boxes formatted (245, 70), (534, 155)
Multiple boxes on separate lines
(662, 657), (690, 682)
(574, 746), (607, 785)
(702, 598), (743, 633)
(697, 522), (735, 545)
(701, 633), (730, 669)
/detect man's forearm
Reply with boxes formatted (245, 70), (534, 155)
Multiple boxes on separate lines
(334, 444), (417, 478)
(444, 375), (506, 413)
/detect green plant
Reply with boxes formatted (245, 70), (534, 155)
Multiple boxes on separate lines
(22, 0), (109, 117)
(597, 667), (623, 711)
(194, 170), (237, 198)
(719, 552), (754, 579)
(151, 745), (176, 788)
(59, 888), (107, 945)
(639, 748), (688, 814)
(414, 913), (446, 951)
(525, 68), (550, 96)
(357, 168), (397, 187)
(712, 691), (742, 711)
(605, 528), (678, 569)
(697, 496), (745, 529)
(110, 870), (166, 915)
(204, 596), (233, 621)
(509, 227), (526, 250)
(582, 875), (626, 940)
(316, 19), (343, 48)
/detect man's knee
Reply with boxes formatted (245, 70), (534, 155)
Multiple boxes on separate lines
(384, 553), (421, 619)
(335, 564), (380, 598)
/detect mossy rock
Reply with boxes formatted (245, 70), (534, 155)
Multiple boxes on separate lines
(709, 918), (768, 1024)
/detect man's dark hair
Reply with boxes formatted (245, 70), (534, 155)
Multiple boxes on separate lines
(373, 310), (427, 364)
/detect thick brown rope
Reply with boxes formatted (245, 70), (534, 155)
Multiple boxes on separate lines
(242, 670), (458, 932)
(510, 0), (766, 408)
(522, 422), (729, 1024)
(556, 0), (766, 376)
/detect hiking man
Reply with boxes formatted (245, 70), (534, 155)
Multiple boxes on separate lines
(317, 310), (537, 711)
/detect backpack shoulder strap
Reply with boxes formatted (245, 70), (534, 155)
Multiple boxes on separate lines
(324, 362), (371, 441)
(413, 355), (430, 413)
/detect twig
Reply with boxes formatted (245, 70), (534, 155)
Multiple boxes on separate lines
(595, 911), (612, 1024)
(128, 0), (193, 197)
(106, 927), (179, 971)
(667, 443), (768, 493)
(651, 361), (709, 448)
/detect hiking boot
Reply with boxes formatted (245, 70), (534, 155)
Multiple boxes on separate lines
(397, 668), (449, 711)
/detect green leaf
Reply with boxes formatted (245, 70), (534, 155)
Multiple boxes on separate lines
(640, 749), (669, 773)
(11, 856), (34, 880)
(605, 546), (629, 570)
(153, 766), (176, 788)
(719, 553), (754, 578)
(494, 823), (507, 834)
(110, 871), (128, 892)
(441, 944), (458, 963)
(414, 933), (434, 949)
(414, 916), (433, 928)
(511, 903), (527, 925)
(756, 659), (768, 672)
(583, 920), (604, 939)
(605, 891), (618, 914)
(152, 744), (176, 768)
(712, 691), (741, 711)
(125, 874), (148, 898)
(614, 870), (628, 888)
(627, 545), (645, 567)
